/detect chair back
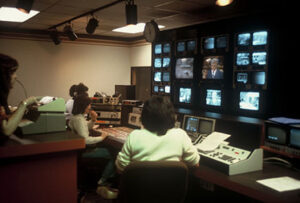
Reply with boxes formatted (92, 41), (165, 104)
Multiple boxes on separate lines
(119, 161), (188, 203)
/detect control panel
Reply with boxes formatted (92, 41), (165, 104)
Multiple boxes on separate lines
(198, 144), (251, 165)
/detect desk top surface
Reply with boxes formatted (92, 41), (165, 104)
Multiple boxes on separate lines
(0, 131), (85, 159)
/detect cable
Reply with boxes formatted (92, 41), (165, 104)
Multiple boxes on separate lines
(263, 157), (293, 168)
(15, 79), (28, 98)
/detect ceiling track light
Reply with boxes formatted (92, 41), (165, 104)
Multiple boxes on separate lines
(64, 24), (78, 41)
(86, 16), (99, 34)
(49, 28), (61, 45)
(126, 0), (137, 25)
(16, 0), (34, 14)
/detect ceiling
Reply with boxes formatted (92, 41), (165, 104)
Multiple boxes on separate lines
(0, 0), (282, 42)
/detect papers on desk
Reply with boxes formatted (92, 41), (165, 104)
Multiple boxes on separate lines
(195, 131), (231, 152)
(257, 176), (300, 192)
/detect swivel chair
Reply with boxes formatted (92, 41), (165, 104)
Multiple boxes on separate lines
(119, 161), (189, 203)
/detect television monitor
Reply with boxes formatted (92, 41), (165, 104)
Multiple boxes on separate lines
(265, 122), (288, 145)
(237, 33), (251, 46)
(198, 117), (216, 134)
(206, 89), (222, 106)
(154, 44), (162, 54)
(162, 57), (170, 68)
(252, 71), (266, 85)
(159, 86), (164, 92)
(236, 52), (250, 66)
(162, 72), (170, 82)
(163, 43), (171, 54)
(239, 91), (260, 111)
(184, 116), (199, 133)
(264, 121), (300, 158)
(290, 128), (300, 148)
(154, 58), (162, 68)
(179, 87), (192, 104)
(252, 31), (268, 46)
(165, 85), (171, 93)
(175, 58), (194, 79)
(203, 37), (214, 50)
(154, 72), (162, 82)
(216, 36), (227, 48)
(202, 56), (224, 79)
(182, 115), (216, 142)
(252, 51), (267, 65)
(187, 40), (196, 51)
(236, 72), (248, 84)
(177, 42), (185, 52)
(153, 85), (159, 92)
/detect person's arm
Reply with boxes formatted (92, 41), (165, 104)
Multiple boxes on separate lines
(87, 110), (97, 130)
(115, 133), (133, 173)
(1, 97), (37, 136)
(72, 115), (105, 145)
(182, 132), (200, 167)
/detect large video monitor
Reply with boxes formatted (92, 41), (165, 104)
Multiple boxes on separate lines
(202, 56), (224, 80)
(252, 31), (268, 46)
(239, 91), (260, 111)
(179, 87), (192, 104)
(175, 58), (194, 79)
(206, 89), (222, 107)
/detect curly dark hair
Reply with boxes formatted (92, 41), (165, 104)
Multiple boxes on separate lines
(0, 54), (18, 113)
(141, 96), (176, 135)
(69, 84), (77, 98)
(76, 83), (89, 96)
(72, 94), (91, 115)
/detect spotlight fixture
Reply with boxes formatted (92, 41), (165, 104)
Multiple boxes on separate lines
(86, 17), (99, 34)
(49, 28), (61, 45)
(16, 0), (34, 14)
(63, 24), (78, 41)
(125, 0), (137, 25)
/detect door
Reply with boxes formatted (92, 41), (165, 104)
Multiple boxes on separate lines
(131, 66), (151, 102)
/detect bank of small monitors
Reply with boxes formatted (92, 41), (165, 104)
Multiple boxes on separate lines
(201, 35), (229, 54)
(233, 30), (269, 89)
(176, 39), (197, 56)
(152, 42), (172, 95)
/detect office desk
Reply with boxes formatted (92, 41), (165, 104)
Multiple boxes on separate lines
(100, 126), (300, 203)
(193, 163), (300, 202)
(0, 131), (85, 203)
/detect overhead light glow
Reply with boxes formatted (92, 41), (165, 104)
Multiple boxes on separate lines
(0, 7), (39, 22)
(113, 23), (164, 34)
(216, 0), (234, 6)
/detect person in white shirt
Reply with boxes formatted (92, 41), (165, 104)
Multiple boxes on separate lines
(65, 83), (89, 129)
(69, 95), (116, 189)
(115, 96), (200, 173)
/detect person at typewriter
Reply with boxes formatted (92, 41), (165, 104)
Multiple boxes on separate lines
(115, 95), (200, 173)
(68, 94), (118, 199)
(0, 53), (38, 143)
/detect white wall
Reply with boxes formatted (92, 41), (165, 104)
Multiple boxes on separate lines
(0, 38), (151, 105)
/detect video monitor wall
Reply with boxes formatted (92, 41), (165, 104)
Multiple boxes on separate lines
(152, 42), (172, 96)
(151, 27), (270, 118)
(233, 30), (269, 90)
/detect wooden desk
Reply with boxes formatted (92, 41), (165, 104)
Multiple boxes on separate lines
(0, 131), (85, 203)
(193, 163), (300, 203)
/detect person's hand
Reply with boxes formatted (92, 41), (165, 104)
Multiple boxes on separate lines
(101, 132), (108, 140)
(21, 96), (38, 107)
(90, 110), (98, 122)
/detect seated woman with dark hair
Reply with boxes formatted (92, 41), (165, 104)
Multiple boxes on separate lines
(0, 53), (37, 143)
(115, 96), (200, 173)
(69, 95), (118, 199)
